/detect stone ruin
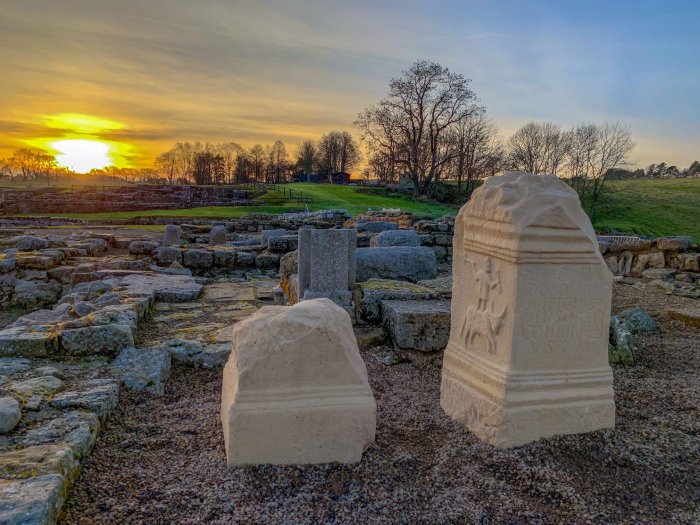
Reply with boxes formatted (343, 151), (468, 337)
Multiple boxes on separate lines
(0, 190), (698, 519)
(440, 172), (616, 447)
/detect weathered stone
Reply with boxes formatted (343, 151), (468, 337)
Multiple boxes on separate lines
(31, 366), (65, 379)
(213, 249), (237, 269)
(617, 307), (657, 333)
(9, 376), (64, 397)
(680, 253), (700, 272)
(657, 236), (692, 251)
(0, 357), (32, 376)
(0, 258), (16, 273)
(60, 324), (134, 356)
(74, 301), (96, 317)
(609, 317), (636, 365)
(370, 229), (421, 247)
(183, 249), (214, 269)
(163, 224), (182, 246)
(255, 251), (281, 270)
(0, 397), (21, 433)
(113, 346), (171, 396)
(236, 251), (256, 267)
(221, 299), (376, 465)
(128, 240), (158, 255)
(356, 247), (437, 283)
(0, 474), (65, 525)
(441, 172), (615, 448)
(357, 279), (437, 322)
(642, 268), (676, 280)
(667, 308), (700, 328)
(191, 343), (231, 368)
(355, 221), (398, 233)
(297, 229), (356, 312)
(15, 235), (49, 252)
(159, 338), (203, 364)
(155, 246), (183, 265)
(0, 327), (58, 358)
(260, 229), (287, 245)
(49, 379), (119, 421)
(382, 300), (450, 352)
(267, 236), (298, 253)
(120, 273), (203, 302)
(210, 225), (228, 245)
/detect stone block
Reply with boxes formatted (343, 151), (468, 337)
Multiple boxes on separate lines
(221, 299), (376, 465)
(667, 308), (700, 328)
(441, 172), (615, 448)
(60, 324), (134, 356)
(357, 279), (437, 323)
(260, 229), (287, 245)
(382, 300), (450, 352)
(298, 228), (356, 298)
(183, 249), (214, 269)
(163, 224), (182, 246)
(210, 225), (228, 245)
(356, 247), (437, 283)
(355, 221), (398, 233)
(370, 229), (421, 247)
(128, 240), (158, 255)
(155, 246), (183, 265)
(113, 346), (171, 396)
(657, 236), (692, 251)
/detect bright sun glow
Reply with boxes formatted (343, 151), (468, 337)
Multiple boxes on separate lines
(50, 139), (113, 173)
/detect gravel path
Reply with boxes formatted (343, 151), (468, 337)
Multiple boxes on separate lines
(61, 284), (699, 524)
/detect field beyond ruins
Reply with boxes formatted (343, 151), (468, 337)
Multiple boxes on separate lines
(2, 179), (699, 240)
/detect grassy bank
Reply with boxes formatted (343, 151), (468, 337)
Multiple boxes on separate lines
(590, 178), (699, 240)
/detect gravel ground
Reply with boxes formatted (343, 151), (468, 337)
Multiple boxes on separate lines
(61, 283), (699, 524)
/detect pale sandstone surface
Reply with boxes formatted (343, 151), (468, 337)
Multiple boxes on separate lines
(221, 298), (376, 465)
(441, 172), (615, 448)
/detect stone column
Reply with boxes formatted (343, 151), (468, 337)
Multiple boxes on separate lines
(163, 225), (181, 246)
(210, 224), (228, 246)
(440, 172), (615, 448)
(298, 228), (356, 311)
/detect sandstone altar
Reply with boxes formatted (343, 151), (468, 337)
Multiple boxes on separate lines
(221, 298), (376, 465)
(440, 172), (615, 448)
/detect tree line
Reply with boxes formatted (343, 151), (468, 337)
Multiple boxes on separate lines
(153, 130), (361, 186)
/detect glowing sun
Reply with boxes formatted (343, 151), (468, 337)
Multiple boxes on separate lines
(51, 139), (112, 173)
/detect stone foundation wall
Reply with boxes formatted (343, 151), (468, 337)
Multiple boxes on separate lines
(599, 236), (698, 278)
(0, 185), (257, 214)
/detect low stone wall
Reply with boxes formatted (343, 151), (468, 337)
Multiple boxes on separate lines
(599, 236), (698, 278)
(0, 185), (256, 214)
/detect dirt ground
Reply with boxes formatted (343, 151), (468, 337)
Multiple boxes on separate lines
(60, 283), (699, 524)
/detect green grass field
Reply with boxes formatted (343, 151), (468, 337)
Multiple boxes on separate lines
(22, 183), (455, 221)
(588, 178), (699, 240)
(11, 179), (699, 240)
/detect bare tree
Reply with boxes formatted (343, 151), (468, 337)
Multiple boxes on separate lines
(249, 144), (265, 182)
(355, 60), (482, 196)
(296, 140), (318, 182)
(155, 150), (178, 185)
(449, 113), (503, 197)
(507, 121), (568, 175)
(268, 140), (288, 183)
(318, 131), (360, 183)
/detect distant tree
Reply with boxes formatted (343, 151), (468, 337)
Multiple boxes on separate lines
(364, 150), (398, 184)
(318, 131), (361, 182)
(507, 121), (569, 176)
(296, 140), (318, 182)
(355, 60), (482, 196)
(268, 140), (288, 183)
(688, 160), (700, 177)
(192, 151), (217, 185)
(449, 113), (504, 197)
(249, 144), (265, 182)
(155, 150), (178, 185)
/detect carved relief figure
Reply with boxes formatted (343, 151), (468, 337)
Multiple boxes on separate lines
(460, 256), (507, 353)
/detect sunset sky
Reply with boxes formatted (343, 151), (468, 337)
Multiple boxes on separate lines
(1, 0), (698, 172)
